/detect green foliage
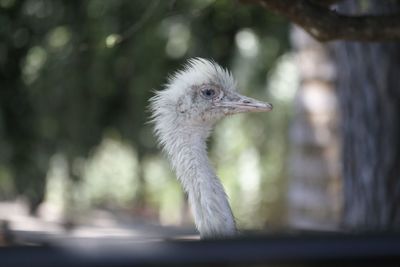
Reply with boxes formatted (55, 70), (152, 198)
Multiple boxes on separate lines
(0, 0), (291, 227)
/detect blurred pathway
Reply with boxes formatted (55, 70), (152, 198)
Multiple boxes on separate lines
(0, 200), (197, 245)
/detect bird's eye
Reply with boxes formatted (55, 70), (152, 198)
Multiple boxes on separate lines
(201, 88), (216, 99)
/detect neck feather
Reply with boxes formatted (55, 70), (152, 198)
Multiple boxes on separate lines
(160, 121), (236, 238)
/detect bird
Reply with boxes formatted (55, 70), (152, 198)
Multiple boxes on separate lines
(150, 58), (272, 239)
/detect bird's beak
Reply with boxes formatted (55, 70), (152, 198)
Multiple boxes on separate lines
(216, 93), (273, 114)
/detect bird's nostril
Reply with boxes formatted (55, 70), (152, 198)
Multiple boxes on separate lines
(243, 100), (251, 104)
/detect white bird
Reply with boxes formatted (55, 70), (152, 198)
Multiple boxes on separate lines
(150, 58), (272, 238)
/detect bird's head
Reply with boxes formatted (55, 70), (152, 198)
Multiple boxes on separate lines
(150, 58), (272, 131)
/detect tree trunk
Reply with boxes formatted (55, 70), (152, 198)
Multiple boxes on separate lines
(288, 26), (341, 230)
(332, 1), (400, 229)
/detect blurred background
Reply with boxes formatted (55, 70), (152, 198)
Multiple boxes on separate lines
(0, 0), (344, 240)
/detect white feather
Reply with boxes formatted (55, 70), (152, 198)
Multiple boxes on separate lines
(149, 58), (237, 238)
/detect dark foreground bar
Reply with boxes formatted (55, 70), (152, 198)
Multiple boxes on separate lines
(1, 233), (400, 267)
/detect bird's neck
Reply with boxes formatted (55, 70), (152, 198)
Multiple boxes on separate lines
(164, 124), (236, 238)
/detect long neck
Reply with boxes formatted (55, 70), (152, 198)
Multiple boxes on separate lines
(163, 124), (236, 238)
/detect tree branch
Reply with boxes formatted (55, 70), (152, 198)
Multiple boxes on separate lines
(309, 0), (344, 7)
(241, 0), (400, 42)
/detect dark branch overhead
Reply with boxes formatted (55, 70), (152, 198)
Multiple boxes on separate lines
(241, 0), (400, 42)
